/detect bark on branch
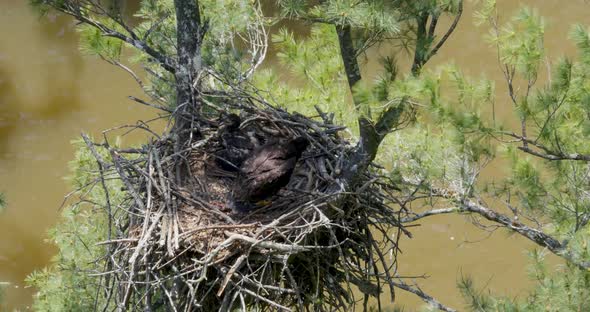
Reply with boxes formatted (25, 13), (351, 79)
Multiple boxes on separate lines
(518, 146), (590, 161)
(504, 132), (590, 161)
(334, 23), (382, 188)
(401, 187), (590, 270)
(337, 24), (361, 90)
(334, 3), (464, 192)
(457, 198), (590, 270)
(412, 1), (463, 75)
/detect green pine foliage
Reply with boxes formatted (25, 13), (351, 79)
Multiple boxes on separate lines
(78, 22), (124, 61)
(0, 283), (5, 311)
(0, 198), (5, 306)
(459, 254), (590, 311)
(33, 0), (265, 106)
(0, 192), (5, 213)
(26, 139), (125, 310)
(254, 25), (355, 127)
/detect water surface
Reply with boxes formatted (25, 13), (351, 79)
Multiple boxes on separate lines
(0, 0), (588, 310)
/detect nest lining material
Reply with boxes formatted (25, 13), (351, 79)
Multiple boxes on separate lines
(88, 105), (404, 311)
(172, 111), (348, 259)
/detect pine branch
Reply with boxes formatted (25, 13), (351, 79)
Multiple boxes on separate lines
(335, 21), (404, 178)
(412, 1), (463, 75)
(518, 146), (590, 161)
(426, 1), (463, 64)
(374, 101), (407, 141)
(400, 207), (460, 223)
(333, 23), (380, 189)
(51, 2), (177, 73)
(392, 280), (457, 312)
(459, 199), (562, 248)
(333, 4), (464, 191)
(400, 178), (590, 270)
(504, 132), (590, 161)
(336, 24), (361, 92)
(411, 12), (429, 75)
(452, 197), (589, 270)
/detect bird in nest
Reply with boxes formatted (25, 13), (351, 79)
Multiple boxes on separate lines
(231, 136), (310, 213)
(214, 113), (260, 172)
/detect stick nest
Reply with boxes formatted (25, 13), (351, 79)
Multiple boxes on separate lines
(86, 102), (406, 311)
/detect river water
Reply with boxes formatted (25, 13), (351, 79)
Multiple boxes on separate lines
(0, 0), (587, 310)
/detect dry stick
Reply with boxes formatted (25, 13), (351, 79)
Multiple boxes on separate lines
(369, 231), (395, 301)
(179, 223), (258, 238)
(96, 238), (139, 246)
(239, 293), (247, 312)
(224, 232), (310, 253)
(140, 151), (155, 261)
(238, 271), (299, 295)
(173, 193), (181, 251)
(239, 287), (292, 312)
(159, 283), (179, 312)
(153, 148), (172, 247)
(154, 241), (200, 271)
(109, 151), (146, 212)
(217, 254), (247, 297)
(166, 196), (175, 256)
(122, 150), (167, 308)
(219, 286), (239, 312)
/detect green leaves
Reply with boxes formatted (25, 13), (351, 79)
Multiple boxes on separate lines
(78, 23), (123, 61)
(495, 8), (544, 80)
(0, 193), (5, 214)
(458, 275), (494, 312)
(571, 24), (590, 65)
(473, 0), (496, 26)
(309, 0), (401, 33)
(29, 0), (68, 16)
(29, 140), (128, 310)
(256, 25), (355, 126)
(201, 0), (259, 41)
(277, 0), (307, 18)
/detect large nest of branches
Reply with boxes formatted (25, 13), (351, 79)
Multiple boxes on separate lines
(85, 98), (407, 311)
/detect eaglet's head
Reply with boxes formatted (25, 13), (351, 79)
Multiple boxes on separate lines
(225, 113), (241, 131)
(287, 136), (310, 157)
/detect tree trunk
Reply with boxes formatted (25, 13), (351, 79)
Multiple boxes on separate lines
(174, 0), (202, 130)
(173, 0), (203, 184)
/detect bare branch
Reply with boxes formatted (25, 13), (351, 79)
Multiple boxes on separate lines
(400, 208), (460, 223)
(425, 1), (463, 64)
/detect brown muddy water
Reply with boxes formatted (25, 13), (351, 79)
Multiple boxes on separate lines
(0, 0), (588, 310)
